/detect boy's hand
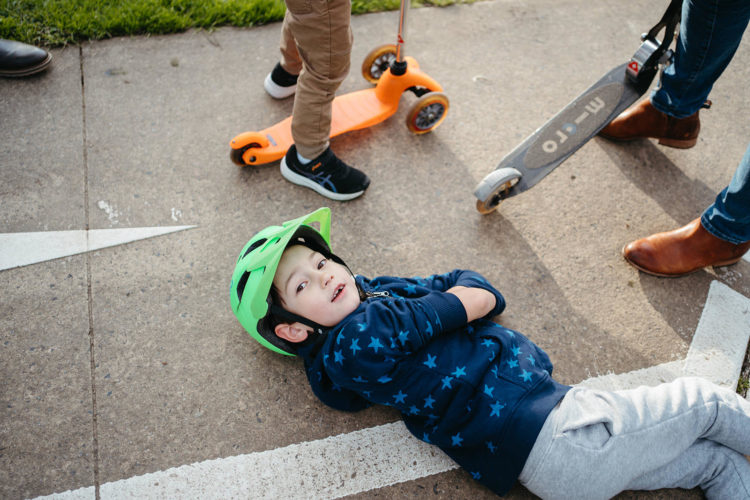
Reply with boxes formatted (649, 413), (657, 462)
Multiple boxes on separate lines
(446, 286), (497, 322)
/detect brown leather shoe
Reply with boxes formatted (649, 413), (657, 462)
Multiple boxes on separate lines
(599, 99), (705, 149)
(623, 218), (750, 277)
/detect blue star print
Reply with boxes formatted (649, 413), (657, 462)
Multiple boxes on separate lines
(422, 432), (431, 444)
(350, 338), (361, 355)
(377, 375), (392, 384)
(398, 330), (409, 345)
(471, 472), (481, 480)
(486, 441), (497, 454)
(408, 405), (419, 415)
(441, 376), (453, 389)
(353, 376), (367, 383)
(424, 354), (437, 369)
(357, 322), (367, 332)
(490, 401), (505, 417)
(451, 433), (463, 447)
(424, 322), (433, 335)
(393, 391), (407, 404)
(336, 332), (345, 345)
(483, 385), (495, 397)
(512, 346), (522, 357)
(526, 354), (536, 366)
(404, 284), (417, 295)
(368, 337), (383, 353)
(481, 339), (493, 348)
(506, 359), (518, 369)
(334, 350), (345, 364)
(424, 395), (435, 409)
(520, 369), (532, 382)
(452, 366), (467, 378)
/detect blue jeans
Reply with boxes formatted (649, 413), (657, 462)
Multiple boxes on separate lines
(651, 0), (750, 118)
(702, 143), (750, 244)
(650, 0), (750, 244)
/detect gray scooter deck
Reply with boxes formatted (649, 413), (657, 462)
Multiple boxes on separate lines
(474, 62), (654, 212)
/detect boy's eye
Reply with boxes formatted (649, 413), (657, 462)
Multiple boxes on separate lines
(296, 282), (307, 294)
(317, 258), (327, 269)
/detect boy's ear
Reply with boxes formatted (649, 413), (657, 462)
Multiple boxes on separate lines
(274, 322), (310, 343)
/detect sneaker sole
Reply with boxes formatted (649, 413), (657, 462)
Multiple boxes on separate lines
(264, 73), (296, 99)
(280, 157), (366, 201)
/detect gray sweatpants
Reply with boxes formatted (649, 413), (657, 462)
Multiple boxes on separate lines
(519, 377), (750, 499)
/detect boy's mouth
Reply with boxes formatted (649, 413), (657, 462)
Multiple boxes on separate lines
(332, 284), (345, 302)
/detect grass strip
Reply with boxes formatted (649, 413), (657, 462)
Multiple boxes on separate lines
(1, 0), (470, 47)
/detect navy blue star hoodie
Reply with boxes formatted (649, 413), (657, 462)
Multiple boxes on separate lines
(296, 269), (570, 496)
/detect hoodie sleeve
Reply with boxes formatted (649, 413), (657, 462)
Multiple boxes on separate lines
(325, 290), (468, 389)
(417, 269), (506, 318)
(304, 355), (373, 412)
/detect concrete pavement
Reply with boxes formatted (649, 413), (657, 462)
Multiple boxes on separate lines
(1, 0), (749, 498)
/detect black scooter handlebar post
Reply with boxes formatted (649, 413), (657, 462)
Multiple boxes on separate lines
(626, 0), (682, 89)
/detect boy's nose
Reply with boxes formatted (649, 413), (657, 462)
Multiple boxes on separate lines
(320, 272), (334, 287)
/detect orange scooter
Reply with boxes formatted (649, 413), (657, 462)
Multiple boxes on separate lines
(229, 0), (449, 167)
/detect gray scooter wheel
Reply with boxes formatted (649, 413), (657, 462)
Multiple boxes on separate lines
(474, 167), (522, 214)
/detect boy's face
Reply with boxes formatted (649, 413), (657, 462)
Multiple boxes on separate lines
(273, 245), (360, 329)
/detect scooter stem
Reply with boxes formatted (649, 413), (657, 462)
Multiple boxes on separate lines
(396, 0), (409, 62)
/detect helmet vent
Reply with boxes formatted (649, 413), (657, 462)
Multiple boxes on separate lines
(241, 238), (267, 260)
(235, 269), (253, 302)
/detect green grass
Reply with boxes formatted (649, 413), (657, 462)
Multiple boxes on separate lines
(739, 376), (749, 397)
(1, 0), (468, 47)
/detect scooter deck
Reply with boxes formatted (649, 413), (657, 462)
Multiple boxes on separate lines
(474, 62), (652, 204)
(230, 56), (442, 166)
(232, 89), (399, 165)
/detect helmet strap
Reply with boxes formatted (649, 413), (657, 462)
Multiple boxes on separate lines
(268, 302), (329, 337)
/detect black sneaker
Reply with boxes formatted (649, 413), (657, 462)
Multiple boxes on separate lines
(264, 62), (298, 99)
(280, 145), (371, 201)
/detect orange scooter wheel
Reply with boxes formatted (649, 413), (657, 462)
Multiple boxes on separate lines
(361, 44), (398, 84)
(406, 92), (449, 134)
(230, 132), (269, 166)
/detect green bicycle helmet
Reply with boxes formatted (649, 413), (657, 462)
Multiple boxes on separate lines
(230, 207), (342, 356)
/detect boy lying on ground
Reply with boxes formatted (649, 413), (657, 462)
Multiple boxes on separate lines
(230, 207), (750, 499)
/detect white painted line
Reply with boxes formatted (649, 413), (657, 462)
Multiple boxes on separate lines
(0, 227), (196, 271)
(683, 280), (750, 388)
(743, 251), (750, 263)
(33, 487), (94, 500)
(110, 423), (454, 500)
(31, 281), (750, 500)
(576, 360), (686, 391)
(33, 424), (456, 500)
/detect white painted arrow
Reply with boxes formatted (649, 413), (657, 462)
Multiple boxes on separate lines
(0, 227), (196, 272)
(33, 281), (750, 500)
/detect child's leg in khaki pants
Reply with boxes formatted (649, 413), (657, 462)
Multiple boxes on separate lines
(279, 0), (353, 159)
